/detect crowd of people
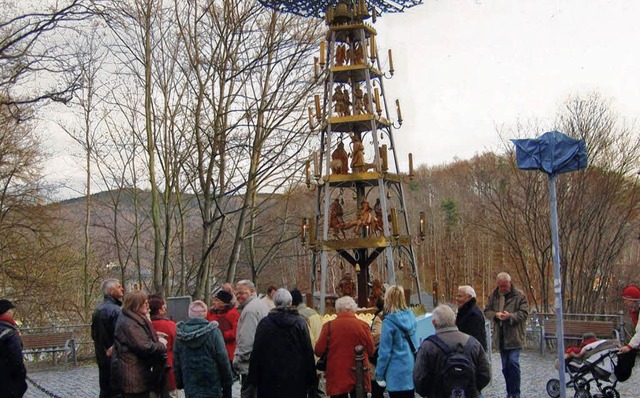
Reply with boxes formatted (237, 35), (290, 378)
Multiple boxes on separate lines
(0, 272), (638, 398)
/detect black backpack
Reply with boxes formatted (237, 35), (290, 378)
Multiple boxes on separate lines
(427, 334), (477, 398)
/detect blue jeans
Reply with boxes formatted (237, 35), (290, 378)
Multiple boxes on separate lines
(500, 348), (521, 397)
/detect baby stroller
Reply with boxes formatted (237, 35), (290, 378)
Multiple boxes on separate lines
(546, 340), (621, 398)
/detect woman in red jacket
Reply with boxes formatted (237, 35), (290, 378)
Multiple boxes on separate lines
(149, 295), (177, 398)
(314, 296), (375, 398)
(207, 289), (240, 366)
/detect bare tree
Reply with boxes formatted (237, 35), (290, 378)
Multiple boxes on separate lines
(171, 0), (322, 298)
(0, 0), (94, 108)
(472, 94), (640, 312)
(54, 29), (111, 310)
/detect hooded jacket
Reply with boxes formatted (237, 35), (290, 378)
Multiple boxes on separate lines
(484, 284), (529, 350)
(174, 318), (233, 398)
(456, 297), (488, 351)
(375, 308), (418, 392)
(0, 315), (27, 398)
(247, 307), (317, 398)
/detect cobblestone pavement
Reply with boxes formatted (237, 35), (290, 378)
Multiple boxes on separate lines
(24, 351), (640, 398)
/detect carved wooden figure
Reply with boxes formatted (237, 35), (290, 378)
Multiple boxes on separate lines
(332, 86), (344, 116)
(349, 134), (365, 171)
(329, 198), (347, 239)
(354, 86), (365, 115)
(335, 44), (347, 66)
(331, 141), (350, 174)
(337, 273), (356, 298)
(353, 41), (365, 65)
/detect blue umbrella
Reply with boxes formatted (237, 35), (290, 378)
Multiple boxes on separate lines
(511, 131), (588, 398)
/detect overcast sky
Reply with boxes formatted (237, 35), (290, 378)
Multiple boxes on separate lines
(377, 0), (640, 167)
(44, 0), (640, 198)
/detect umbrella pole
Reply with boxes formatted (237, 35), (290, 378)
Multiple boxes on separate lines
(549, 173), (567, 398)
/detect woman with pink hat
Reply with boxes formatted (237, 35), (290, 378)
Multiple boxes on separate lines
(619, 285), (640, 355)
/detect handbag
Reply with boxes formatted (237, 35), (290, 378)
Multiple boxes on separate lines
(316, 321), (331, 371)
(615, 348), (637, 382)
(370, 345), (379, 365)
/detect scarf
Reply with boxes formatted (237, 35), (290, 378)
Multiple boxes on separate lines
(0, 314), (18, 327)
(124, 309), (159, 343)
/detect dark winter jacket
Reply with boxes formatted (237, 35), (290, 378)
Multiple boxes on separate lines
(247, 307), (318, 398)
(413, 326), (491, 398)
(91, 295), (122, 364)
(456, 297), (488, 351)
(375, 309), (418, 392)
(0, 316), (27, 398)
(174, 318), (233, 398)
(484, 284), (529, 350)
(111, 309), (167, 395)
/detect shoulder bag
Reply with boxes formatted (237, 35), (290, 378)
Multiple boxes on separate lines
(316, 321), (331, 371)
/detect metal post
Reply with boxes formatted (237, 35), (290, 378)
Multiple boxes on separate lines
(618, 310), (626, 342)
(353, 345), (366, 398)
(549, 174), (567, 398)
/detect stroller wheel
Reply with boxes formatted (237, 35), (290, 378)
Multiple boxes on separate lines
(574, 389), (592, 398)
(600, 386), (619, 398)
(574, 377), (589, 390)
(546, 379), (561, 398)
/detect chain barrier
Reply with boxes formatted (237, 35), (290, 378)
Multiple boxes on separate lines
(26, 375), (65, 398)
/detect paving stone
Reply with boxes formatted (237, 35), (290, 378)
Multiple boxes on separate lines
(23, 351), (640, 397)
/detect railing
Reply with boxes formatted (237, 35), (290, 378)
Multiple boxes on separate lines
(21, 324), (94, 365)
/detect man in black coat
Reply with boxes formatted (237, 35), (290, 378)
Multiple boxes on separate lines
(91, 278), (124, 398)
(0, 299), (27, 398)
(247, 288), (318, 398)
(456, 285), (488, 352)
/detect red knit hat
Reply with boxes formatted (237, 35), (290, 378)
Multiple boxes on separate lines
(621, 285), (640, 300)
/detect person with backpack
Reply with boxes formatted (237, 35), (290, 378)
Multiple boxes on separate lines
(375, 285), (418, 398)
(413, 304), (490, 398)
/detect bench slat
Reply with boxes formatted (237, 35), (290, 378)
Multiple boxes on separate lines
(542, 320), (615, 337)
(21, 332), (77, 368)
(22, 332), (74, 350)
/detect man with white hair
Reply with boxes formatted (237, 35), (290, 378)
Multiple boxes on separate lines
(247, 288), (317, 397)
(91, 278), (124, 398)
(414, 305), (491, 398)
(233, 280), (270, 398)
(484, 272), (529, 398)
(314, 295), (375, 397)
(456, 285), (488, 351)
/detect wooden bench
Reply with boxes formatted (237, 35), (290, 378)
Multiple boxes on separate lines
(540, 319), (619, 354)
(22, 332), (77, 367)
